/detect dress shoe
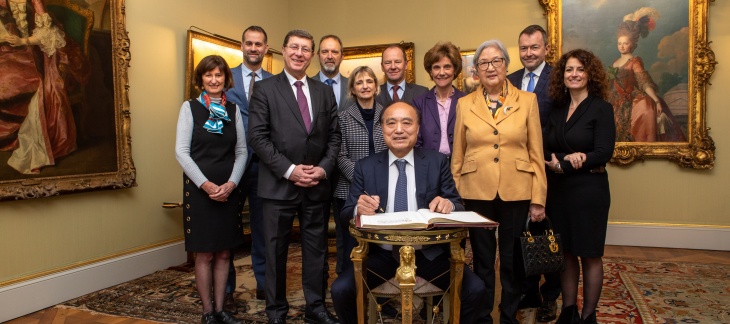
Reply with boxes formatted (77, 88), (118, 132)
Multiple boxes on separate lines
(214, 310), (241, 324)
(267, 318), (286, 324)
(517, 293), (542, 309)
(256, 289), (266, 301)
(223, 293), (237, 314)
(580, 312), (597, 324)
(555, 304), (581, 324)
(201, 312), (219, 324)
(536, 299), (557, 322)
(303, 310), (339, 324)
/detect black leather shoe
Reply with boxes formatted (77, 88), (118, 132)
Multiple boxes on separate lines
(214, 310), (241, 324)
(256, 289), (266, 300)
(303, 311), (339, 324)
(580, 312), (597, 324)
(537, 300), (557, 322)
(267, 318), (286, 324)
(517, 293), (542, 309)
(201, 312), (219, 324)
(555, 305), (581, 324)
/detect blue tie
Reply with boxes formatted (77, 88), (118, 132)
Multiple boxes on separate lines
(526, 72), (536, 93)
(394, 160), (408, 212)
(325, 79), (335, 87)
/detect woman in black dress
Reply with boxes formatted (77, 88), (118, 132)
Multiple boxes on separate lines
(175, 55), (247, 324)
(545, 49), (616, 324)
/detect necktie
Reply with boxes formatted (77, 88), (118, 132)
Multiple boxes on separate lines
(325, 79), (335, 87)
(294, 81), (311, 132)
(248, 72), (257, 101)
(526, 72), (536, 93)
(392, 84), (400, 102)
(394, 159), (408, 212)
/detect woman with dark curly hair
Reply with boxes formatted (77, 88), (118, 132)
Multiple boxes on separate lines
(545, 49), (616, 324)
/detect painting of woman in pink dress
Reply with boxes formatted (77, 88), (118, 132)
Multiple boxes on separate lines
(0, 0), (90, 174)
(607, 7), (686, 142)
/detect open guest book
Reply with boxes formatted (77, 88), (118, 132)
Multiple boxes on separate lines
(357, 209), (498, 230)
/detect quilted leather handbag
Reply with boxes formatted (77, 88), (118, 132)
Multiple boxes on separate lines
(520, 216), (564, 277)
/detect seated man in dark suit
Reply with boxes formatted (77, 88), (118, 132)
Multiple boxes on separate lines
(330, 102), (487, 324)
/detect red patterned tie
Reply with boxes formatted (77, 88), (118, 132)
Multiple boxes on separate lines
(392, 84), (400, 102)
(294, 81), (311, 132)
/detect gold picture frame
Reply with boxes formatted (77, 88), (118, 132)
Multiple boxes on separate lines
(339, 42), (416, 85)
(0, 0), (136, 201)
(540, 0), (717, 169)
(185, 29), (274, 100)
(455, 50), (478, 94)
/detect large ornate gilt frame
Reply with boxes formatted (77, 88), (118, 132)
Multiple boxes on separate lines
(0, 0), (136, 201)
(341, 42), (416, 84)
(539, 0), (717, 169)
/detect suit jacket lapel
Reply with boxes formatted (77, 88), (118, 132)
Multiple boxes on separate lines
(565, 95), (592, 131)
(379, 84), (392, 107)
(534, 65), (550, 97)
(495, 82), (520, 125)
(232, 67), (249, 110)
(470, 86), (497, 129)
(274, 73), (307, 132)
(376, 152), (390, 208)
(414, 149), (428, 208)
(424, 91), (441, 131)
(308, 77), (321, 132)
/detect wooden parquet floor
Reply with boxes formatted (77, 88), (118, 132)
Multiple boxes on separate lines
(6, 245), (730, 324)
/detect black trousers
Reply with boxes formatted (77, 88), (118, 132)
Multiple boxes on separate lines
(466, 198), (530, 324)
(262, 196), (328, 320)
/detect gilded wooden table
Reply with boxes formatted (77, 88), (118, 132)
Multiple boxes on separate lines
(349, 222), (468, 324)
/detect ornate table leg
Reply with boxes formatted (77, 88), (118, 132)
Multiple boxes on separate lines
(449, 241), (465, 323)
(396, 245), (416, 324)
(351, 238), (369, 324)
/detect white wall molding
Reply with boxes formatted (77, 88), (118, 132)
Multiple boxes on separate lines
(606, 224), (730, 251)
(0, 241), (186, 322)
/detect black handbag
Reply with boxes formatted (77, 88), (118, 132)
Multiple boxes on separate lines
(520, 216), (564, 277)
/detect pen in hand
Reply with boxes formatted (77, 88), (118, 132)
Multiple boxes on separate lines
(363, 190), (385, 213)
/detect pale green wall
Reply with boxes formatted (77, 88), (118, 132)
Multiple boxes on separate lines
(1, 0), (728, 284)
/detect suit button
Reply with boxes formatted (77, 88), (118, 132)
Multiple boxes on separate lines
(186, 229), (191, 234)
(493, 130), (498, 135)
(494, 144), (498, 149)
(494, 157), (499, 163)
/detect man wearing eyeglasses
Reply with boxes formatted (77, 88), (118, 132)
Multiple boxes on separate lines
(506, 25), (560, 323)
(248, 29), (341, 324)
(375, 45), (427, 107)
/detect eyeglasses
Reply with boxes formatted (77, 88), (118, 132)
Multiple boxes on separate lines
(286, 44), (313, 54)
(476, 58), (506, 71)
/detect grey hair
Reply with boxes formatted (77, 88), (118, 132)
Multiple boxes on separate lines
(473, 39), (510, 69)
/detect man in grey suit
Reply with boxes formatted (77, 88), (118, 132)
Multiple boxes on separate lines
(375, 45), (428, 107)
(225, 25), (273, 304)
(314, 35), (352, 111)
(506, 24), (559, 322)
(248, 29), (340, 324)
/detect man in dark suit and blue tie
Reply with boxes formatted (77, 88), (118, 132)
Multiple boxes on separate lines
(506, 24), (560, 322)
(330, 102), (487, 324)
(375, 45), (428, 107)
(225, 25), (273, 304)
(248, 29), (340, 324)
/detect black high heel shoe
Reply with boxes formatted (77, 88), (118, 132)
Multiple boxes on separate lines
(555, 304), (581, 324)
(580, 312), (597, 324)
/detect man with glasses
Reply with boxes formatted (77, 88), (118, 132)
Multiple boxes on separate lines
(376, 45), (427, 107)
(248, 29), (340, 324)
(224, 25), (273, 305)
(506, 25), (559, 322)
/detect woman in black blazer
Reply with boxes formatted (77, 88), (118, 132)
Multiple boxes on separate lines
(544, 49), (616, 324)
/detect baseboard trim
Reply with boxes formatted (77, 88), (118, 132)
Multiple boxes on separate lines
(606, 224), (730, 251)
(0, 241), (186, 322)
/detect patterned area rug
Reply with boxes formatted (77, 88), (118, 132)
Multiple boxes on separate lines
(58, 245), (729, 324)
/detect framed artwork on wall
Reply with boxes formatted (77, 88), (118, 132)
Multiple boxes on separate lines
(455, 50), (478, 94)
(339, 42), (416, 85)
(185, 29), (275, 100)
(540, 0), (717, 169)
(0, 0), (136, 201)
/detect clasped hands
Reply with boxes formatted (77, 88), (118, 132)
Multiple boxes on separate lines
(201, 181), (236, 202)
(545, 152), (586, 171)
(289, 164), (326, 187)
(356, 194), (453, 217)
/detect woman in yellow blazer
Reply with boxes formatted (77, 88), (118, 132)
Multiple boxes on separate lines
(451, 39), (547, 324)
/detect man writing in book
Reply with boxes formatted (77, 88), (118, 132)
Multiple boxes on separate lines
(330, 102), (487, 324)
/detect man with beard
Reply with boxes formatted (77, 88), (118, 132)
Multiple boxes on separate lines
(375, 45), (427, 107)
(314, 35), (352, 111)
(225, 25), (273, 306)
(506, 24), (559, 322)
